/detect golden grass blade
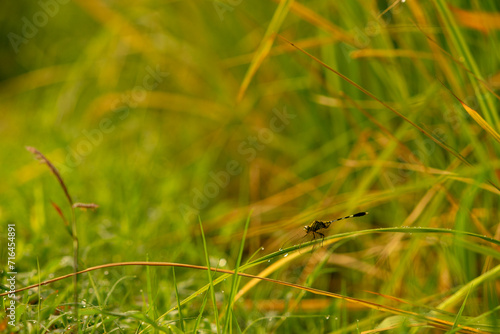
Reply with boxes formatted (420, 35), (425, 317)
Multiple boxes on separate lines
(350, 49), (433, 60)
(460, 102), (500, 144)
(377, 0), (403, 19)
(285, 1), (355, 45)
(450, 5), (500, 34)
(440, 82), (500, 144)
(236, 0), (294, 102)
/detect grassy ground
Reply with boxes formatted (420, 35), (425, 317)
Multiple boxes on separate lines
(1, 0), (500, 332)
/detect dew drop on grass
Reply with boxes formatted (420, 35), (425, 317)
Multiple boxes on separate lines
(268, 260), (271, 263)
(261, 247), (264, 250)
(284, 253), (288, 257)
(325, 315), (330, 320)
(279, 248), (283, 251)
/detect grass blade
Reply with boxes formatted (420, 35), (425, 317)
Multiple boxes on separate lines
(199, 216), (220, 334)
(447, 284), (473, 334)
(172, 267), (185, 332)
(236, 0), (294, 102)
(145, 254), (158, 333)
(192, 288), (210, 334)
(223, 212), (252, 333)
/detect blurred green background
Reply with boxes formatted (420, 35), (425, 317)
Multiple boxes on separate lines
(1, 0), (500, 332)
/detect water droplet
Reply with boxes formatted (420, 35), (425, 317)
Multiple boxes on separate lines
(104, 271), (109, 275)
(279, 248), (283, 251)
(261, 247), (264, 250)
(268, 260), (271, 263)
(284, 253), (288, 257)
(325, 315), (330, 320)
(221, 290), (224, 294)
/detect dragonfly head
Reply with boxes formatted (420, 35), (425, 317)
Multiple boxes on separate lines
(303, 225), (310, 232)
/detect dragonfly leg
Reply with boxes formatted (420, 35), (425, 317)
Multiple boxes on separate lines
(317, 232), (325, 247)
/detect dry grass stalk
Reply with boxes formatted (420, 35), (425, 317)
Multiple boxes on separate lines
(26, 146), (73, 205)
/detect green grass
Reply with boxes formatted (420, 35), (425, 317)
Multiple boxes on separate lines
(1, 0), (500, 332)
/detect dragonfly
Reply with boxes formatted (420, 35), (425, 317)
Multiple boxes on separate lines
(282, 212), (368, 250)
